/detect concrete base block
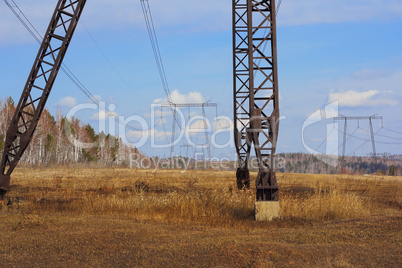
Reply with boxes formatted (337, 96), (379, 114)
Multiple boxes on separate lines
(255, 201), (280, 221)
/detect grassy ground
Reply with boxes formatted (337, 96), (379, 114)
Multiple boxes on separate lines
(0, 167), (401, 267)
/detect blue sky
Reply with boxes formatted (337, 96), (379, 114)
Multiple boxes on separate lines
(1, 0), (401, 159)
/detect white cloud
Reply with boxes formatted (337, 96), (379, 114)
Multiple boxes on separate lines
(153, 98), (163, 104)
(328, 90), (398, 107)
(93, 95), (103, 102)
(127, 128), (171, 141)
(169, 89), (205, 104)
(91, 110), (118, 120)
(330, 69), (402, 105)
(213, 118), (233, 131)
(153, 89), (205, 104)
(306, 102), (339, 121)
(185, 119), (208, 136)
(58, 96), (77, 108)
(146, 108), (173, 119)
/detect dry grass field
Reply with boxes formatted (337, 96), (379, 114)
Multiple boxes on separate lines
(0, 167), (401, 267)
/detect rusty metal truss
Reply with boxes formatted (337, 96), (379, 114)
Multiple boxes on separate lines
(0, 0), (87, 198)
(233, 0), (280, 201)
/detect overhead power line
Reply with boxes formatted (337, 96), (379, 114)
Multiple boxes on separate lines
(276, 0), (283, 16)
(3, 1), (99, 105)
(382, 127), (402, 136)
(140, 0), (171, 102)
(358, 127), (402, 141)
(334, 127), (402, 145)
(3, 0), (146, 132)
(140, 0), (183, 132)
(345, 139), (371, 157)
(80, 22), (143, 100)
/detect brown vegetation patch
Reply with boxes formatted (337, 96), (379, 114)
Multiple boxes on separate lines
(281, 186), (315, 198)
(0, 168), (401, 267)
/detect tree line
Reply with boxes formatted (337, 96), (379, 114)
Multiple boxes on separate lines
(277, 153), (401, 176)
(0, 97), (139, 167)
(1, 97), (400, 175)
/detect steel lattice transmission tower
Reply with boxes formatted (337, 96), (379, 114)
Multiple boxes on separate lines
(160, 101), (217, 161)
(233, 0), (280, 201)
(0, 0), (87, 197)
(333, 115), (383, 172)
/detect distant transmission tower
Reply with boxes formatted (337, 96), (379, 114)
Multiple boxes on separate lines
(333, 114), (383, 171)
(160, 101), (217, 162)
(180, 144), (194, 159)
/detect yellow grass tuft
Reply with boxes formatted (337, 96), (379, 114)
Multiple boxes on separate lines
(2, 168), (400, 226)
(280, 186), (371, 221)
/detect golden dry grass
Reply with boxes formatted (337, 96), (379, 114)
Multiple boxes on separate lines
(0, 167), (401, 267)
(3, 168), (400, 224)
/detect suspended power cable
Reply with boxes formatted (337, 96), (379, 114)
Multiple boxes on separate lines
(358, 127), (402, 141)
(140, 0), (171, 102)
(375, 141), (402, 145)
(140, 0), (182, 133)
(329, 127), (359, 156)
(3, 0), (147, 132)
(382, 127), (402, 136)
(276, 0), (283, 16)
(345, 128), (384, 157)
(312, 127), (336, 153)
(80, 21), (144, 100)
(4, 0), (42, 42)
(4, 0), (100, 107)
(345, 139), (370, 157)
(334, 126), (402, 145)
(334, 126), (369, 142)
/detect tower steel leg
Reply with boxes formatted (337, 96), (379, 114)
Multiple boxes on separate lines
(233, 0), (280, 202)
(0, 0), (87, 199)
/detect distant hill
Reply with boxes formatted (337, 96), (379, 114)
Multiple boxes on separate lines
(142, 153), (401, 176)
(276, 153), (401, 176)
